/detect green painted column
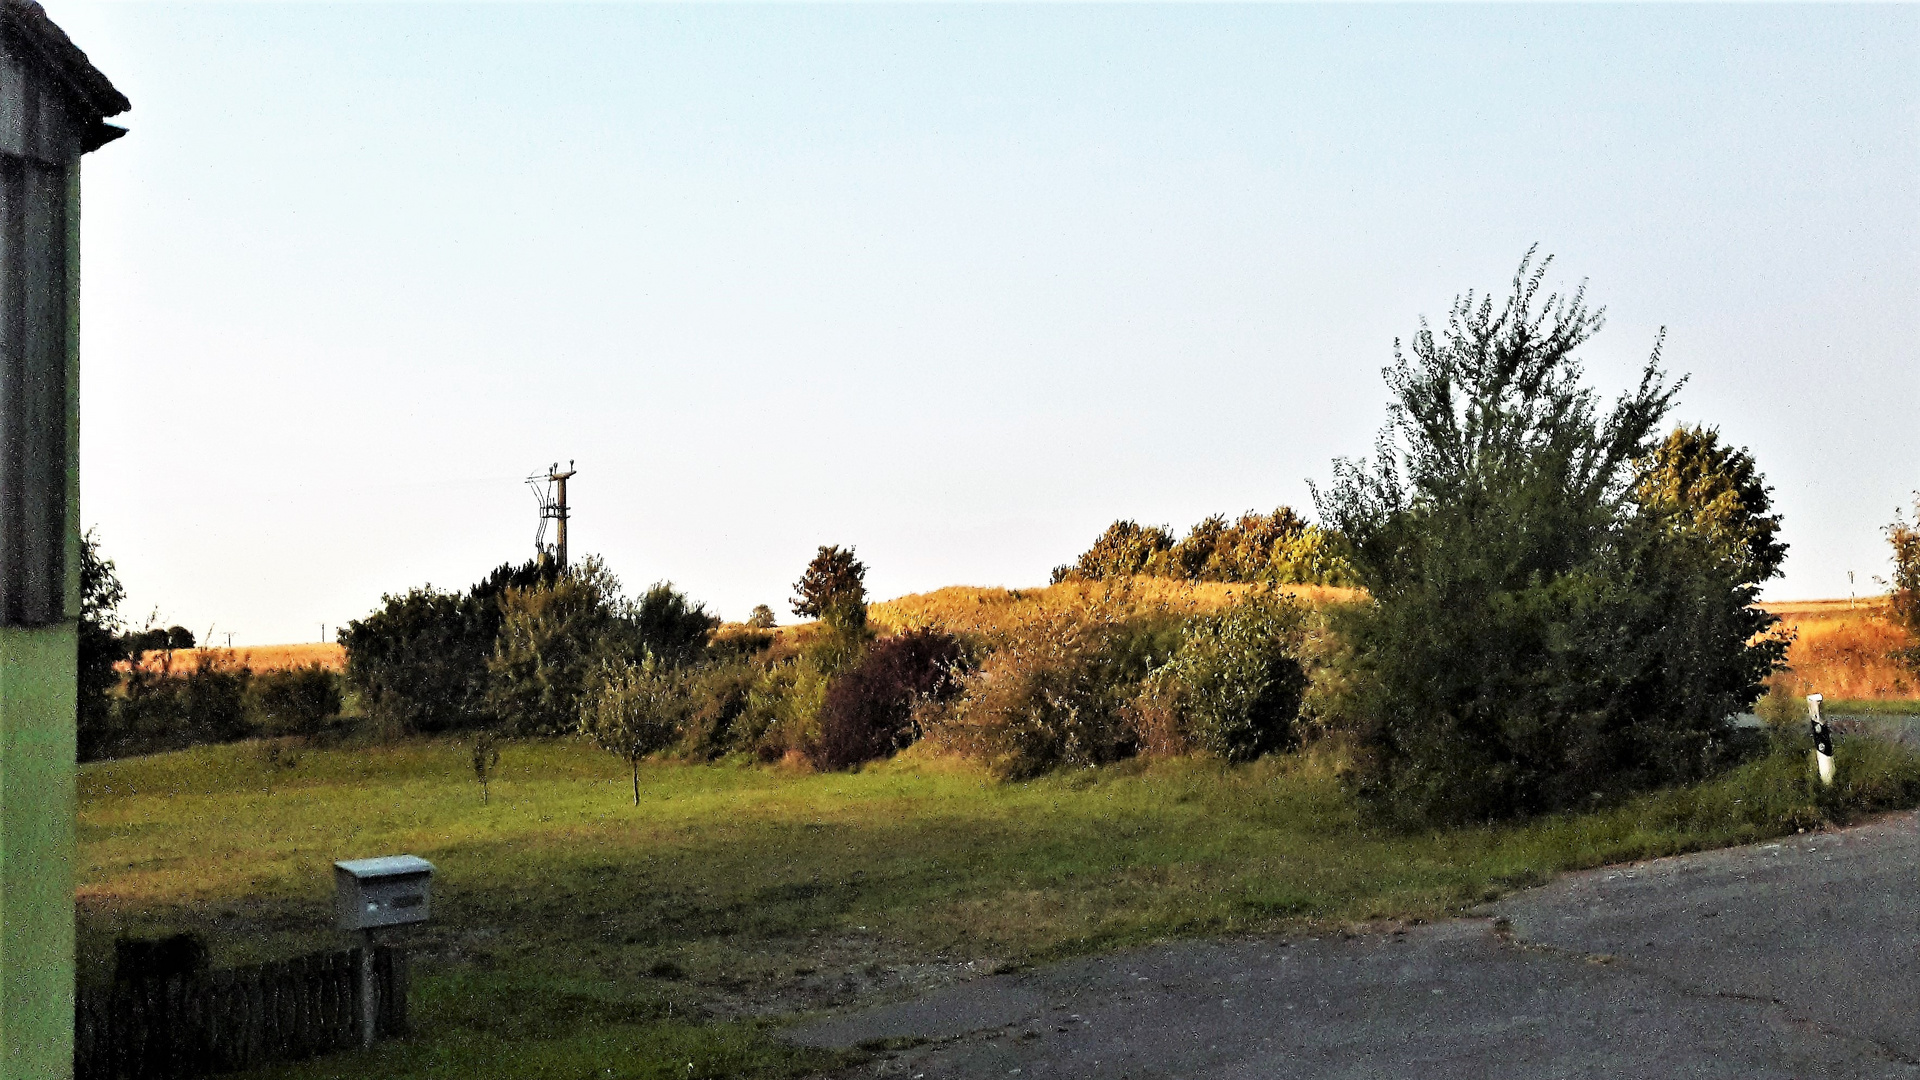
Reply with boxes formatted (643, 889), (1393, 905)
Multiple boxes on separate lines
(0, 622), (77, 1080)
(0, 9), (125, 1073)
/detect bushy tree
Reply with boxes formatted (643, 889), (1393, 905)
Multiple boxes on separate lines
(1315, 251), (1781, 823)
(746, 604), (777, 629)
(1635, 425), (1786, 584)
(1052, 521), (1174, 583)
(1147, 594), (1308, 761)
(487, 559), (628, 735)
(632, 581), (720, 665)
(244, 664), (343, 740)
(579, 655), (685, 804)
(77, 529), (126, 758)
(1889, 495), (1920, 674)
(792, 545), (869, 634)
(339, 558), (556, 735)
(812, 628), (963, 770)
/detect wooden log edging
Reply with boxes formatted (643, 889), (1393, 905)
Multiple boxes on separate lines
(75, 945), (408, 1080)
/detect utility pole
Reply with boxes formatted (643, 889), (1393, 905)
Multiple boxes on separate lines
(526, 461), (576, 569)
(550, 461), (575, 569)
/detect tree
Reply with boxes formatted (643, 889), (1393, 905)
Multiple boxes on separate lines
(579, 655), (684, 805)
(471, 731), (501, 804)
(486, 559), (626, 736)
(1051, 521), (1173, 583)
(746, 604), (777, 629)
(631, 581), (719, 665)
(1314, 250), (1780, 823)
(1149, 593), (1309, 761)
(339, 558), (556, 735)
(77, 529), (126, 758)
(791, 545), (869, 634)
(1051, 510), (1354, 586)
(1635, 425), (1786, 585)
(1889, 495), (1920, 675)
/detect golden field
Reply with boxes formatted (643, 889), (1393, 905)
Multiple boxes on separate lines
(123, 642), (345, 675)
(115, 584), (1913, 702)
(869, 578), (1362, 635)
(1761, 595), (1916, 701)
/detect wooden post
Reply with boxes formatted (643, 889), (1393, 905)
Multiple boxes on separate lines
(357, 931), (377, 1050)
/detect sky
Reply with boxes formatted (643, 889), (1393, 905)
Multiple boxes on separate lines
(44, 2), (1920, 645)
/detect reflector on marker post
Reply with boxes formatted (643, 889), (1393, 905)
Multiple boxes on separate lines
(1807, 694), (1835, 786)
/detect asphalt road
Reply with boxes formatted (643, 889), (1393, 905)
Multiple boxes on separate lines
(785, 811), (1919, 1079)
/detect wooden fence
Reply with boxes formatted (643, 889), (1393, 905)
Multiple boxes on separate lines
(76, 946), (407, 1080)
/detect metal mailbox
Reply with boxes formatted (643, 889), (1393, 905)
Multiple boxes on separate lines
(334, 855), (435, 932)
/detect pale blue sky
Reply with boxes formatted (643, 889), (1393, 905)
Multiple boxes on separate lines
(50, 3), (1920, 643)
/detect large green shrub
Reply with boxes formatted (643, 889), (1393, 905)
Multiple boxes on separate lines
(339, 559), (555, 735)
(487, 559), (628, 736)
(923, 590), (1169, 778)
(1315, 252), (1784, 824)
(109, 653), (252, 758)
(1146, 594), (1309, 761)
(244, 664), (344, 741)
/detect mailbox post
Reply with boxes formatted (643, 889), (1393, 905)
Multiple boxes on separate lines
(334, 855), (433, 1049)
(0, 5), (126, 1078)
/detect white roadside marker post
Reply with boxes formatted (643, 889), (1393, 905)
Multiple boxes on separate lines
(1807, 694), (1835, 786)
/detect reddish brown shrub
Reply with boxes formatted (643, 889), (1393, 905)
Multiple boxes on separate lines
(811, 629), (962, 770)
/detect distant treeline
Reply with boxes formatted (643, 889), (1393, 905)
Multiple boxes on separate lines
(1052, 507), (1354, 587)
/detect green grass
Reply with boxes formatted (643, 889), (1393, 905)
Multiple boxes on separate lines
(79, 734), (1920, 1079)
(1827, 698), (1920, 716)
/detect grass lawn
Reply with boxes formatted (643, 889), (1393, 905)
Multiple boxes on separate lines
(79, 733), (1920, 1079)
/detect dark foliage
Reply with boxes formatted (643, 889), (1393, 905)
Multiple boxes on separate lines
(791, 545), (869, 633)
(77, 529), (126, 759)
(678, 660), (760, 760)
(812, 629), (963, 770)
(244, 665), (344, 741)
(746, 604), (777, 629)
(108, 653), (253, 759)
(339, 559), (557, 735)
(1315, 251), (1783, 824)
(119, 625), (196, 655)
(632, 581), (721, 665)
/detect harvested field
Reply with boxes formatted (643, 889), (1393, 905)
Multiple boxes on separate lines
(870, 578), (1361, 636)
(1760, 595), (1916, 701)
(123, 642), (345, 676)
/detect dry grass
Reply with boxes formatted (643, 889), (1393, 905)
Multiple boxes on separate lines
(869, 578), (1361, 636)
(121, 642), (346, 676)
(1760, 595), (1916, 701)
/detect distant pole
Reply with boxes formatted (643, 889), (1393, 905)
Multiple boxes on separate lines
(548, 461), (576, 570)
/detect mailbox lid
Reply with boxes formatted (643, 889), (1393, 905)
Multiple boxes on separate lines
(334, 855), (434, 881)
